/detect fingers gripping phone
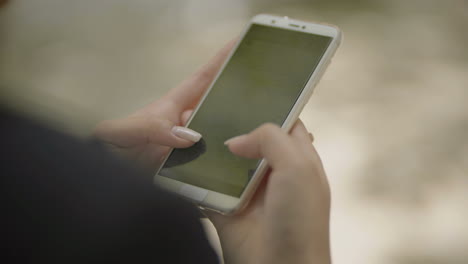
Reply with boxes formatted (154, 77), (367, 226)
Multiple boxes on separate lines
(155, 14), (341, 215)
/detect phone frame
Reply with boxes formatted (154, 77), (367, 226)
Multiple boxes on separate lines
(154, 14), (342, 215)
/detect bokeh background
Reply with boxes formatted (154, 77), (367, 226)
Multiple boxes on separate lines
(1, 0), (467, 263)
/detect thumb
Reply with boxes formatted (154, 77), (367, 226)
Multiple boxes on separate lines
(224, 123), (296, 169)
(94, 115), (202, 148)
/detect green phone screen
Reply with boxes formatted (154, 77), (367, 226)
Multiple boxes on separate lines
(159, 24), (332, 197)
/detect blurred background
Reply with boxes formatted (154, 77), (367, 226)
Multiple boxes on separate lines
(1, 0), (467, 263)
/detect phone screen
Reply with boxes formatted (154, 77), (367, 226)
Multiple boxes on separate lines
(159, 24), (332, 197)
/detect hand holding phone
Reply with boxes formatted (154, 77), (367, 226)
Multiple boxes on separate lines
(94, 41), (236, 171)
(209, 120), (331, 264)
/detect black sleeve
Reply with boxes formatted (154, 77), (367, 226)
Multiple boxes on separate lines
(0, 109), (219, 263)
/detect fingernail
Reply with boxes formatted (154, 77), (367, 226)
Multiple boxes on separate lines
(224, 135), (246, 146)
(172, 126), (202, 142)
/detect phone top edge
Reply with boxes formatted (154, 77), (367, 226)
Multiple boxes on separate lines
(251, 13), (342, 39)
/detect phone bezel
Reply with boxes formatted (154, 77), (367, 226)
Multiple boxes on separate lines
(154, 14), (342, 215)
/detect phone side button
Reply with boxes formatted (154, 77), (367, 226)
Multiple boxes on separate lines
(179, 184), (209, 202)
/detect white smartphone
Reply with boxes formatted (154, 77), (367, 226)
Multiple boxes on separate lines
(155, 14), (341, 215)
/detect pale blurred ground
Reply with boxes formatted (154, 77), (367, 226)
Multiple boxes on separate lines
(1, 0), (467, 263)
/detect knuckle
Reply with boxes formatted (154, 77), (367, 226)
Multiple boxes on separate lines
(147, 117), (171, 141)
(256, 123), (279, 145)
(195, 67), (214, 83)
(259, 122), (280, 131)
(257, 123), (281, 138)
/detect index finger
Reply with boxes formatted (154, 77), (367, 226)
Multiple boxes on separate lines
(166, 39), (237, 110)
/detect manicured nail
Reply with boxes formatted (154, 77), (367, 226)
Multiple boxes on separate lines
(172, 126), (202, 142)
(224, 135), (246, 146)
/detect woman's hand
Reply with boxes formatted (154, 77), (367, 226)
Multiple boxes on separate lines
(94, 40), (235, 171)
(209, 120), (331, 264)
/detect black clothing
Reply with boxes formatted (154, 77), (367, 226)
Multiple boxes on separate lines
(1, 108), (218, 263)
